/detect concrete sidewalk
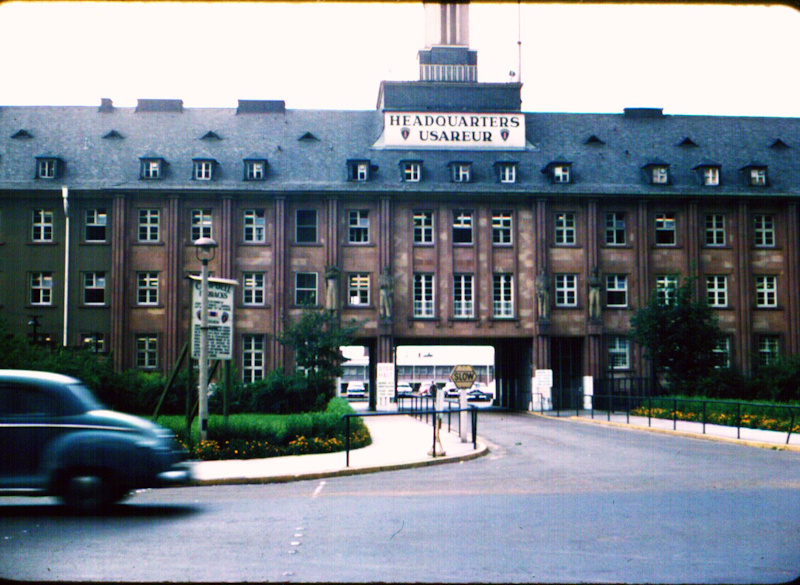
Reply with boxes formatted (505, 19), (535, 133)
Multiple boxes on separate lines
(191, 408), (487, 486)
(537, 410), (800, 451)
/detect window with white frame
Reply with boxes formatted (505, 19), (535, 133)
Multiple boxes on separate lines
(754, 214), (775, 247)
(655, 213), (676, 245)
(651, 166), (669, 184)
(555, 274), (578, 307)
(243, 209), (266, 243)
(348, 273), (370, 306)
(348, 161), (370, 182)
(83, 272), (106, 305)
(413, 210), (434, 245)
(706, 275), (728, 308)
(750, 167), (767, 186)
(32, 209), (54, 242)
(85, 209), (107, 242)
(37, 158), (58, 179)
(756, 275), (777, 308)
(242, 334), (265, 383)
(705, 214), (726, 247)
(137, 272), (159, 306)
(703, 167), (720, 186)
(554, 165), (571, 183)
(138, 209), (160, 242)
(758, 335), (779, 367)
(79, 333), (106, 354)
(245, 160), (266, 181)
(493, 273), (514, 318)
(348, 210), (369, 243)
(453, 211), (473, 245)
(554, 213), (576, 245)
(498, 163), (516, 184)
(608, 336), (630, 369)
(656, 275), (679, 305)
(451, 163), (471, 183)
(713, 337), (731, 369)
(141, 159), (162, 180)
(605, 212), (626, 246)
(413, 273), (435, 318)
(191, 209), (212, 241)
(296, 210), (318, 244)
(492, 211), (513, 246)
(243, 272), (265, 306)
(605, 275), (628, 308)
(295, 272), (318, 306)
(193, 160), (214, 181)
(30, 272), (53, 305)
(453, 274), (474, 318)
(135, 334), (158, 369)
(402, 161), (421, 182)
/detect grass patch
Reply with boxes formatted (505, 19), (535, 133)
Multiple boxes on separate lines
(154, 398), (371, 460)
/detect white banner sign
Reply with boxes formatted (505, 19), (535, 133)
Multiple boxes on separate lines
(383, 112), (526, 149)
(190, 276), (237, 360)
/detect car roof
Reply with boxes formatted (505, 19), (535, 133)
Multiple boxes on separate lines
(0, 369), (81, 385)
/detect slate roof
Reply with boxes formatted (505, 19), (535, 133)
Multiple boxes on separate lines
(1, 102), (799, 199)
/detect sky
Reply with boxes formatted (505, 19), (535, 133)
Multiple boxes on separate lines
(1, 1), (800, 117)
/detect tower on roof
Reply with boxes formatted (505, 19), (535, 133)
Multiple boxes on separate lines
(419, 2), (477, 82)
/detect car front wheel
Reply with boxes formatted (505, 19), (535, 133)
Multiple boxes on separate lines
(59, 470), (125, 513)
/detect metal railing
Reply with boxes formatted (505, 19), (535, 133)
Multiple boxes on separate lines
(342, 401), (479, 467)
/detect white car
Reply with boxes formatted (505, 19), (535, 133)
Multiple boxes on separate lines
(346, 381), (366, 400)
(396, 382), (414, 397)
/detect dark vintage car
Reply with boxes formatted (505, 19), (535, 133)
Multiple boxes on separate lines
(0, 370), (191, 512)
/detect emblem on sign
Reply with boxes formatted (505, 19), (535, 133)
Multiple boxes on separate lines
(401, 127), (410, 140)
(501, 129), (509, 141)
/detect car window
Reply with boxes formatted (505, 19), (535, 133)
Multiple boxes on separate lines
(66, 383), (104, 412)
(0, 384), (58, 417)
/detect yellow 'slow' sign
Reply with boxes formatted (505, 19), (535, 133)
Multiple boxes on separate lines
(450, 364), (478, 390)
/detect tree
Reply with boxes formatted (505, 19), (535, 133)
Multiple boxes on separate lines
(630, 279), (724, 393)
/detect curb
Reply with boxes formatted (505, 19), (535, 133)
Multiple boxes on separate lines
(189, 441), (489, 487)
(530, 411), (800, 452)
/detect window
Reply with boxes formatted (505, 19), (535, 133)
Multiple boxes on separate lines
(242, 272), (265, 306)
(83, 272), (106, 305)
(193, 160), (214, 181)
(706, 275), (728, 308)
(295, 272), (318, 306)
(605, 275), (628, 308)
(348, 210), (369, 244)
(348, 160), (370, 181)
(402, 161), (421, 182)
(30, 272), (53, 305)
(451, 163), (471, 183)
(453, 211), (473, 245)
(243, 209), (266, 243)
(656, 275), (678, 305)
(555, 274), (578, 307)
(703, 167), (720, 186)
(138, 209), (160, 242)
(135, 334), (158, 369)
(137, 272), (159, 306)
(705, 214), (726, 247)
(755, 275), (777, 308)
(296, 210), (318, 244)
(413, 273), (435, 318)
(608, 336), (630, 370)
(749, 167), (768, 186)
(554, 213), (576, 245)
(758, 336), (779, 367)
(79, 333), (106, 354)
(605, 213), (626, 246)
(554, 165), (571, 183)
(36, 158), (59, 179)
(191, 209), (212, 241)
(497, 163), (516, 184)
(348, 273), (370, 306)
(32, 209), (54, 242)
(140, 159), (162, 180)
(493, 273), (514, 318)
(245, 160), (266, 181)
(85, 209), (107, 242)
(453, 274), (474, 318)
(713, 338), (731, 369)
(651, 166), (669, 184)
(655, 213), (676, 245)
(242, 334), (265, 383)
(754, 214), (775, 248)
(492, 212), (513, 246)
(413, 211), (434, 245)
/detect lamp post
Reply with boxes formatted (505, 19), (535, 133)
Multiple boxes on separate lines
(194, 237), (217, 443)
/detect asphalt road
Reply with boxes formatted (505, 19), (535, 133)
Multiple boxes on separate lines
(1, 411), (799, 583)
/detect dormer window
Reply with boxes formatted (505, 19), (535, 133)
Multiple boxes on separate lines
(494, 161), (517, 184)
(244, 159), (267, 181)
(400, 160), (422, 183)
(36, 157), (61, 179)
(741, 163), (768, 187)
(643, 161), (671, 185)
(193, 158), (216, 181)
(693, 161), (721, 186)
(347, 160), (371, 182)
(140, 158), (164, 180)
(542, 161), (572, 184)
(449, 162), (472, 183)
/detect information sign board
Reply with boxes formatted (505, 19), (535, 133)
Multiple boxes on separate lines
(190, 276), (238, 360)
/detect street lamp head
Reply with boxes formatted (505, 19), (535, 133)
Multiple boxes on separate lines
(194, 237), (218, 262)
